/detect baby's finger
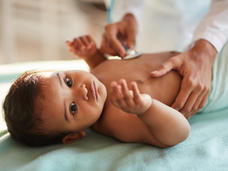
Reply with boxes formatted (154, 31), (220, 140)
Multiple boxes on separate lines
(75, 38), (85, 50)
(111, 82), (123, 99)
(80, 36), (90, 47)
(131, 82), (141, 103)
(86, 35), (94, 45)
(66, 40), (73, 46)
(119, 79), (129, 96)
(129, 90), (134, 97)
(110, 83), (123, 107)
(72, 38), (79, 49)
(110, 85), (121, 107)
(115, 85), (129, 109)
(85, 35), (93, 48)
(119, 79), (134, 106)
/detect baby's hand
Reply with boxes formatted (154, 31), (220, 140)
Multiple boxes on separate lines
(110, 79), (152, 115)
(66, 35), (97, 59)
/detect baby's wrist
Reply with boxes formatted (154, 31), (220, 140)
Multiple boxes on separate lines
(136, 97), (153, 117)
(86, 49), (106, 69)
(86, 48), (98, 58)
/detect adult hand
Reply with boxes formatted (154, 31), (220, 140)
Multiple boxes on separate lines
(151, 39), (217, 118)
(100, 13), (137, 58)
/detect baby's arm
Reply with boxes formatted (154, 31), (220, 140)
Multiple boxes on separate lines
(66, 35), (106, 69)
(110, 79), (190, 147)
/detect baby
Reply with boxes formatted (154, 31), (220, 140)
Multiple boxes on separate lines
(3, 35), (191, 147)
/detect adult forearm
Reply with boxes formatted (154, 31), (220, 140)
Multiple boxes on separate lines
(138, 99), (190, 146)
(192, 0), (228, 52)
(192, 39), (217, 65)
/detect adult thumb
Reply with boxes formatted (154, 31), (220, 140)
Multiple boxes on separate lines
(127, 34), (136, 49)
(150, 60), (174, 77)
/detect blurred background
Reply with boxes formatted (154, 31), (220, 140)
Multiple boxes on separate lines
(0, 0), (108, 64)
(0, 0), (210, 64)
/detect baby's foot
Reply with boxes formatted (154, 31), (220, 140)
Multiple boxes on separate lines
(66, 35), (97, 59)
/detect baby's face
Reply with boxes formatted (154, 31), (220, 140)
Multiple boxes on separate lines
(36, 70), (107, 134)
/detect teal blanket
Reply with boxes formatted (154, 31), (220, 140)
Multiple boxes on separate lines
(1, 61), (228, 171)
(1, 109), (228, 171)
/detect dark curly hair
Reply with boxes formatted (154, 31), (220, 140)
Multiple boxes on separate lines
(3, 71), (68, 147)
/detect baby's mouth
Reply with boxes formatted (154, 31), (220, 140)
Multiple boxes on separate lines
(91, 81), (98, 102)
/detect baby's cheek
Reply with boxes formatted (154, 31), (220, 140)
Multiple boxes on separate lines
(88, 105), (102, 120)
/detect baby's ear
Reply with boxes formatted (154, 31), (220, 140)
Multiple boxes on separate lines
(62, 131), (86, 144)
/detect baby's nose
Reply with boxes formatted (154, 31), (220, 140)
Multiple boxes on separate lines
(80, 84), (88, 100)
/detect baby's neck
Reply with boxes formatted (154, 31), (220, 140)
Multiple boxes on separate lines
(91, 99), (108, 129)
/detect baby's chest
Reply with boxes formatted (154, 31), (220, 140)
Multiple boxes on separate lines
(94, 58), (154, 84)
(93, 102), (152, 142)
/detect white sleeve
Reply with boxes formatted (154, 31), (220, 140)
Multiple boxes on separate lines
(109, 0), (144, 23)
(192, 0), (228, 52)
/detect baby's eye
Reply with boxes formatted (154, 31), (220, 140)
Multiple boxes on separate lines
(65, 77), (72, 87)
(70, 102), (77, 115)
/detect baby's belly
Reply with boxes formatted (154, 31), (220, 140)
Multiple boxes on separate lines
(140, 70), (181, 106)
(94, 51), (182, 105)
(139, 53), (181, 105)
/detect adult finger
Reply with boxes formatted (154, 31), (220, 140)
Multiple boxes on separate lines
(127, 32), (136, 49)
(150, 56), (181, 77)
(108, 35), (126, 57)
(171, 76), (194, 111)
(180, 89), (202, 115)
(198, 93), (209, 110)
(100, 33), (117, 55)
(183, 110), (195, 120)
(192, 89), (207, 111)
(105, 25), (126, 57)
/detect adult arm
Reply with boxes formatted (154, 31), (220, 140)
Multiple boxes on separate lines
(151, 0), (228, 118)
(192, 0), (228, 52)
